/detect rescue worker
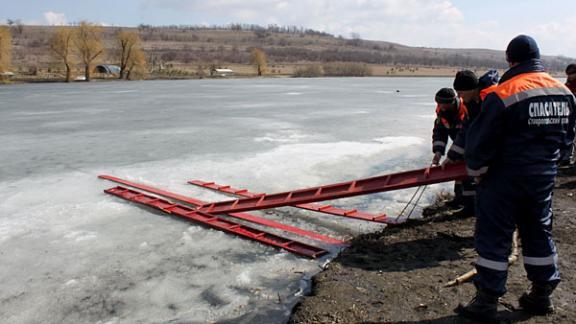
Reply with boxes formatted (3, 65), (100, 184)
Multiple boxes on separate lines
(446, 69), (500, 163)
(442, 70), (499, 216)
(431, 88), (468, 211)
(432, 88), (467, 166)
(566, 63), (576, 94)
(456, 35), (576, 322)
(559, 64), (576, 166)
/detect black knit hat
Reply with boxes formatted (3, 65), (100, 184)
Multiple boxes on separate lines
(506, 35), (540, 63)
(566, 64), (576, 75)
(453, 70), (479, 91)
(435, 88), (457, 104)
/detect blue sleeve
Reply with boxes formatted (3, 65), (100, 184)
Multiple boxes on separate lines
(432, 117), (449, 155)
(465, 93), (505, 176)
(447, 129), (466, 161)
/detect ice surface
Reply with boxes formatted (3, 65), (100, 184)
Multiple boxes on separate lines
(0, 77), (453, 323)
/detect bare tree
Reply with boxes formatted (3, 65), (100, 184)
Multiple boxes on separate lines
(126, 48), (147, 80)
(117, 30), (144, 79)
(74, 22), (104, 81)
(49, 27), (75, 82)
(348, 32), (362, 47)
(209, 63), (218, 76)
(14, 20), (24, 36)
(251, 47), (267, 76)
(196, 64), (206, 79)
(0, 26), (12, 77)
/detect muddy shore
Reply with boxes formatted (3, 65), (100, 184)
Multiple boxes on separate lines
(290, 168), (576, 323)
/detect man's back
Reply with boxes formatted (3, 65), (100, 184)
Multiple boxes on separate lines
(466, 59), (576, 176)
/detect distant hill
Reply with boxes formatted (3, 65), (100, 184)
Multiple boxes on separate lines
(9, 24), (574, 78)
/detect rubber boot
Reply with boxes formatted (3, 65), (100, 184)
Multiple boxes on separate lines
(519, 282), (557, 315)
(455, 288), (499, 323)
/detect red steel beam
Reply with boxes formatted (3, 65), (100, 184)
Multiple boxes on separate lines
(104, 186), (329, 259)
(195, 162), (467, 215)
(188, 179), (389, 223)
(98, 175), (345, 245)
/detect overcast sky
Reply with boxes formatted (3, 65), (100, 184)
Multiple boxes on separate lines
(1, 0), (575, 57)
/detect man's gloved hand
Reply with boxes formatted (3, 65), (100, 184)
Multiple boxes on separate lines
(432, 152), (442, 166)
(440, 157), (453, 169)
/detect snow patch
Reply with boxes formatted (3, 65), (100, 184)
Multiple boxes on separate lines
(63, 230), (98, 242)
(254, 130), (309, 143)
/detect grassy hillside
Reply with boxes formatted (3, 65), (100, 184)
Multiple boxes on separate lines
(8, 24), (574, 80)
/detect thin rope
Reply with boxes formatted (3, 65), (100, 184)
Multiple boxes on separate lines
(406, 185), (428, 218)
(396, 163), (433, 223)
(397, 185), (428, 223)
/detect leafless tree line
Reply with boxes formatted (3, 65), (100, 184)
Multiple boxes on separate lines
(138, 23), (332, 37)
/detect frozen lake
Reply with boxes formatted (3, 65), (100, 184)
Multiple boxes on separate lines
(0, 77), (453, 323)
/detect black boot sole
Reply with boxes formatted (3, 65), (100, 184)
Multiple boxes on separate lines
(519, 294), (554, 315)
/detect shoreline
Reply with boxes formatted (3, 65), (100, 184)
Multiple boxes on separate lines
(1, 63), (512, 85)
(2, 71), (566, 85)
(0, 74), (466, 86)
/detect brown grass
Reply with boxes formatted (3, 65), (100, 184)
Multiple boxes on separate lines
(5, 25), (572, 81)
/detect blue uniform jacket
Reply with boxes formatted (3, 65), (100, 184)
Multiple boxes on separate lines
(466, 59), (576, 177)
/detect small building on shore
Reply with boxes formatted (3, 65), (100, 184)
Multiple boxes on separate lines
(0, 71), (15, 81)
(211, 68), (234, 77)
(95, 65), (121, 75)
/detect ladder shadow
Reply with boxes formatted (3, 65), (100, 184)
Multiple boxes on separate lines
(336, 219), (474, 272)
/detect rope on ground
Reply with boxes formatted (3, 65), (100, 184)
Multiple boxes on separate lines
(445, 230), (520, 287)
(397, 185), (428, 223)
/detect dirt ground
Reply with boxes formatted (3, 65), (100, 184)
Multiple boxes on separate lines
(290, 168), (576, 323)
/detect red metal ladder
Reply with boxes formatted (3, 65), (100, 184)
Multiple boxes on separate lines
(194, 162), (467, 215)
(188, 179), (389, 223)
(104, 186), (330, 259)
(99, 175), (345, 245)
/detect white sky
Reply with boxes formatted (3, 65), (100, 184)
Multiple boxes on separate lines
(1, 0), (575, 57)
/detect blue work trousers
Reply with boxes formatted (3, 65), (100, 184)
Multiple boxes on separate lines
(474, 171), (560, 296)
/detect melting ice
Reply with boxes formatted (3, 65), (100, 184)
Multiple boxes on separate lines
(0, 77), (453, 323)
